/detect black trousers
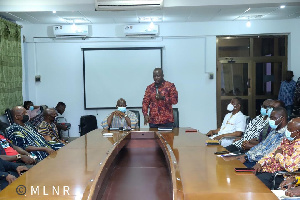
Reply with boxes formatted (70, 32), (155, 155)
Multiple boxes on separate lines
(256, 172), (284, 189)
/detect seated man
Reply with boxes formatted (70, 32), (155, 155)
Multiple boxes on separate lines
(236, 107), (288, 168)
(38, 108), (66, 144)
(225, 99), (272, 152)
(0, 158), (28, 190)
(6, 106), (63, 161)
(101, 98), (138, 129)
(240, 100), (285, 151)
(0, 132), (36, 165)
(206, 97), (246, 147)
(254, 117), (300, 189)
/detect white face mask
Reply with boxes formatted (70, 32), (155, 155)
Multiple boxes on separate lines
(227, 103), (234, 111)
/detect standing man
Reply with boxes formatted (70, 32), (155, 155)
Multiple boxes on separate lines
(142, 68), (178, 128)
(278, 71), (296, 120)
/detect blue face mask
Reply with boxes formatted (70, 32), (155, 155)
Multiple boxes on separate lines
(29, 106), (34, 111)
(267, 107), (273, 117)
(117, 107), (126, 113)
(269, 116), (282, 129)
(285, 129), (297, 141)
(260, 107), (267, 116)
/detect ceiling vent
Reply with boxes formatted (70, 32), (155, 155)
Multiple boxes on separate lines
(95, 0), (163, 11)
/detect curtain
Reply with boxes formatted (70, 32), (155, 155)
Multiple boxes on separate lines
(0, 18), (22, 114)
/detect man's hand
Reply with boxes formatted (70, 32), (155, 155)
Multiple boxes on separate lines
(21, 155), (36, 165)
(280, 176), (296, 190)
(237, 155), (246, 163)
(253, 163), (262, 174)
(44, 148), (55, 155)
(241, 141), (254, 150)
(114, 110), (125, 118)
(206, 130), (214, 137)
(214, 135), (223, 141)
(16, 166), (28, 176)
(286, 187), (300, 197)
(274, 148), (283, 157)
(6, 174), (16, 184)
(144, 115), (150, 125)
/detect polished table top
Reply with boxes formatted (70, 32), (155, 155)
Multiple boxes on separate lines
(0, 128), (277, 199)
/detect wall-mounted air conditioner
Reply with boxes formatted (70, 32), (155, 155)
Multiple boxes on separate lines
(53, 25), (89, 38)
(124, 24), (159, 37)
(95, 0), (163, 11)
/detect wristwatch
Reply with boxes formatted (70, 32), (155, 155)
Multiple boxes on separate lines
(16, 154), (21, 160)
(124, 114), (128, 118)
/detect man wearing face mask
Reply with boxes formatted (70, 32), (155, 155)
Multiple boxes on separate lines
(37, 108), (65, 144)
(101, 98), (138, 129)
(225, 99), (272, 152)
(235, 107), (288, 168)
(240, 100), (285, 151)
(253, 117), (300, 189)
(143, 68), (178, 128)
(5, 106), (63, 161)
(206, 97), (246, 147)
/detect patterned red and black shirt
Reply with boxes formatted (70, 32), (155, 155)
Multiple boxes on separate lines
(142, 81), (178, 124)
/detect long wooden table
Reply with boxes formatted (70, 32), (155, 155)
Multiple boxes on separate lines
(0, 128), (277, 199)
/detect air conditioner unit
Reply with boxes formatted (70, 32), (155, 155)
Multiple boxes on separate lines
(95, 0), (163, 11)
(53, 25), (89, 38)
(124, 24), (159, 37)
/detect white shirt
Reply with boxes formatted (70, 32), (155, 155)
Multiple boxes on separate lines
(211, 111), (246, 139)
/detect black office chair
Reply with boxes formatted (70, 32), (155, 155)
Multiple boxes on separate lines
(5, 109), (14, 126)
(173, 108), (179, 128)
(129, 110), (140, 128)
(79, 115), (98, 136)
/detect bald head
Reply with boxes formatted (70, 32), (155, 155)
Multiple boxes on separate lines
(287, 117), (300, 139)
(43, 108), (57, 123)
(272, 100), (285, 108)
(12, 106), (26, 119)
(12, 106), (28, 125)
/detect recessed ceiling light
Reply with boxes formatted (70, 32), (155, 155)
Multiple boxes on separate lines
(52, 11), (56, 13)
(280, 5), (286, 9)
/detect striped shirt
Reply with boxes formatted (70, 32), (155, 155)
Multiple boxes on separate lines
(5, 123), (63, 161)
(101, 110), (138, 129)
(246, 126), (286, 162)
(38, 121), (61, 143)
(232, 115), (269, 148)
(258, 138), (300, 173)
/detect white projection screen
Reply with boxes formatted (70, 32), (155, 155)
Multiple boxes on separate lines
(83, 47), (162, 109)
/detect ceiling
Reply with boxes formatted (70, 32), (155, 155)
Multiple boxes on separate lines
(0, 0), (300, 25)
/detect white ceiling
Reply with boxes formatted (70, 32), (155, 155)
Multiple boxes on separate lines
(0, 0), (299, 25)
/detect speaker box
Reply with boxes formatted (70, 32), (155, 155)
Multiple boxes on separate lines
(79, 115), (98, 136)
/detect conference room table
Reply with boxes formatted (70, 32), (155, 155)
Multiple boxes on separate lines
(0, 128), (277, 199)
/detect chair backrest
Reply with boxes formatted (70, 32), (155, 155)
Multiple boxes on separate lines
(173, 108), (179, 128)
(129, 110), (140, 128)
(79, 115), (98, 136)
(245, 116), (251, 126)
(5, 109), (14, 126)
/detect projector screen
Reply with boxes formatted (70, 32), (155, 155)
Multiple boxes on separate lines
(83, 47), (162, 109)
